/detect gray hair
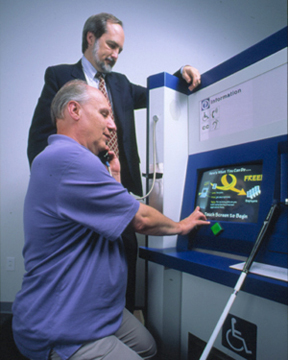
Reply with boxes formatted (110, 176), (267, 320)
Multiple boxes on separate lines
(82, 13), (123, 53)
(50, 80), (91, 125)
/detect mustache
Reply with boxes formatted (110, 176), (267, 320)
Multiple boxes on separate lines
(106, 57), (116, 66)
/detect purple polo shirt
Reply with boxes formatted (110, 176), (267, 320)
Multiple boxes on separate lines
(12, 135), (140, 360)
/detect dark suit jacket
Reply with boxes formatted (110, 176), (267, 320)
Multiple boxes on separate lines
(28, 60), (147, 196)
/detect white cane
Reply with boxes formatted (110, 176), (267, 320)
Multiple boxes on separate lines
(199, 203), (280, 360)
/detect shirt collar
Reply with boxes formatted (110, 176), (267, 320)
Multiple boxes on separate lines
(81, 55), (97, 80)
(81, 55), (106, 80)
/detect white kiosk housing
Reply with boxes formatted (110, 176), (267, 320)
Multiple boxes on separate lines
(140, 27), (287, 360)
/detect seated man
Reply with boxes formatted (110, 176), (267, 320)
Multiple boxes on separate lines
(12, 80), (209, 360)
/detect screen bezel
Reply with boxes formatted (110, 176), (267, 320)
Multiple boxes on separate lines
(178, 136), (284, 257)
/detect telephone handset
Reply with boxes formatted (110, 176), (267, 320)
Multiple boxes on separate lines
(98, 151), (112, 175)
(98, 150), (110, 164)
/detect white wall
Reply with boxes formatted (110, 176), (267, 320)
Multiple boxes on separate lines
(0, 0), (286, 306)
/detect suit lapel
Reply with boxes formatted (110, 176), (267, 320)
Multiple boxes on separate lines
(71, 60), (86, 81)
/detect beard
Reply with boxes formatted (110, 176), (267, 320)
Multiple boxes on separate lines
(92, 41), (115, 74)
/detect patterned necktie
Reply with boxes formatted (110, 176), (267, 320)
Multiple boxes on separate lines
(97, 73), (119, 158)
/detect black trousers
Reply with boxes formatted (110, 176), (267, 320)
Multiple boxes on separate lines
(122, 227), (138, 313)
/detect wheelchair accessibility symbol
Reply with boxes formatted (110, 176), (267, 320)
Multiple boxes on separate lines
(222, 314), (257, 360)
(226, 318), (252, 354)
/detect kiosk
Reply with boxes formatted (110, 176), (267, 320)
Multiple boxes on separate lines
(140, 27), (287, 360)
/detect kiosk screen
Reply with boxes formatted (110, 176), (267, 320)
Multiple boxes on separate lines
(196, 163), (263, 223)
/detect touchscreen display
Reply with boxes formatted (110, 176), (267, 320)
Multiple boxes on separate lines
(195, 163), (263, 223)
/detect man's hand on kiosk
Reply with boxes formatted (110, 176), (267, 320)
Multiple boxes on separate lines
(179, 206), (210, 235)
(182, 65), (201, 91)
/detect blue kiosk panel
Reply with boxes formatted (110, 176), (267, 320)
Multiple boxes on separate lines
(139, 27), (288, 305)
(178, 135), (288, 269)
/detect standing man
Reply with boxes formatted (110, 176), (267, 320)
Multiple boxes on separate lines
(13, 80), (209, 360)
(27, 13), (202, 312)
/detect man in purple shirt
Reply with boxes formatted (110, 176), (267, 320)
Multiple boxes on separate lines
(13, 80), (209, 360)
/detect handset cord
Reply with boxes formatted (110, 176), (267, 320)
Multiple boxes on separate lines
(131, 115), (159, 201)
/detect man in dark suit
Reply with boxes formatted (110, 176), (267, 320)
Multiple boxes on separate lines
(27, 12), (201, 312)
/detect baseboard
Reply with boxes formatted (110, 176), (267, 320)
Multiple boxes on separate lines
(0, 302), (13, 313)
